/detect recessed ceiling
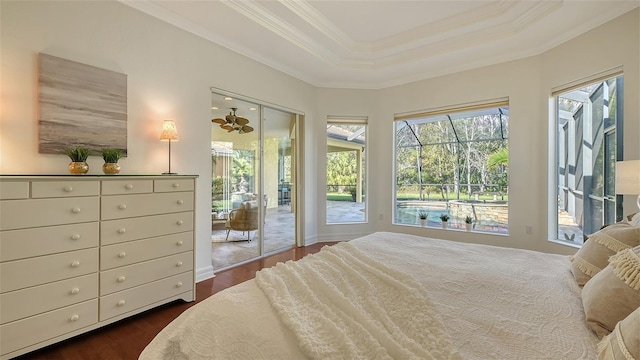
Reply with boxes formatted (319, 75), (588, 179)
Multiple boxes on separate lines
(122, 0), (639, 89)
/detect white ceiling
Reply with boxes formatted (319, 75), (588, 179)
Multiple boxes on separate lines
(122, 0), (639, 89)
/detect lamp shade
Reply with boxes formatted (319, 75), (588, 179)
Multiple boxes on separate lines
(616, 160), (640, 194)
(160, 120), (179, 141)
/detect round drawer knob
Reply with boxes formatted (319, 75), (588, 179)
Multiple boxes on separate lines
(172, 183), (180, 188)
(118, 252), (126, 258)
(118, 204), (127, 210)
(71, 234), (81, 240)
(117, 276), (126, 283)
(71, 261), (80, 268)
(176, 282), (183, 288)
(117, 300), (126, 307)
(71, 208), (81, 214)
(125, 184), (134, 190)
(177, 220), (184, 225)
(176, 240), (183, 246)
(117, 228), (126, 234)
(64, 186), (73, 192)
(177, 200), (184, 205)
(176, 261), (183, 267)
(71, 288), (80, 295)
(70, 314), (80, 322)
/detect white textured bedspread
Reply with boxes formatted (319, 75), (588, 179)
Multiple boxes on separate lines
(353, 232), (599, 359)
(140, 232), (599, 360)
(255, 242), (460, 360)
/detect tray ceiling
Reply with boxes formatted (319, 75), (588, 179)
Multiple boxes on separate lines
(121, 0), (639, 89)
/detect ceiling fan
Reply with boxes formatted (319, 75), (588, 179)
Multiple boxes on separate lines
(212, 107), (254, 134)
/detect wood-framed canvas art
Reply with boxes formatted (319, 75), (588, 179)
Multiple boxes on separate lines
(38, 53), (127, 155)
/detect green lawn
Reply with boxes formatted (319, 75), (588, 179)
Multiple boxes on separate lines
(327, 193), (354, 201)
(326, 193), (368, 202)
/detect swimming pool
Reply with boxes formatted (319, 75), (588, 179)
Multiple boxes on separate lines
(395, 202), (449, 224)
(395, 201), (508, 233)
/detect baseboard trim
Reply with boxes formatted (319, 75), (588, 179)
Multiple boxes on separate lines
(196, 264), (215, 282)
(316, 231), (371, 242)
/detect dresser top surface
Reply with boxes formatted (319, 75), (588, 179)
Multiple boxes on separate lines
(0, 175), (198, 179)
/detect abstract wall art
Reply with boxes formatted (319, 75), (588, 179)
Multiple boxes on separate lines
(38, 53), (127, 154)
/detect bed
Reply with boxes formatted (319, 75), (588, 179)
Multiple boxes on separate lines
(140, 231), (640, 360)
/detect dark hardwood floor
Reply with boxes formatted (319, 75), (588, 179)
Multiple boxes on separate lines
(14, 242), (337, 360)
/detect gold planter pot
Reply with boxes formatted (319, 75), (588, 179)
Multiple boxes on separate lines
(68, 161), (89, 175)
(102, 162), (121, 175)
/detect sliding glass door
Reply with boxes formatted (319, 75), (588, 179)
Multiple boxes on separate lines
(263, 107), (297, 253)
(210, 91), (298, 271)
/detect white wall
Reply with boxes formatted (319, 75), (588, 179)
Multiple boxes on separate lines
(315, 88), (378, 241)
(540, 8), (640, 226)
(373, 56), (565, 253)
(0, 1), (318, 281)
(1, 1), (638, 274)
(316, 9), (639, 254)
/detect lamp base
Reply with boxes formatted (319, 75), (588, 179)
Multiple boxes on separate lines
(162, 172), (177, 175)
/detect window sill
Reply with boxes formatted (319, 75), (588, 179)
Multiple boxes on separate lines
(398, 223), (509, 236)
(548, 238), (582, 249)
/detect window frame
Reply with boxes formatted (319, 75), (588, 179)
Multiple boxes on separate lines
(392, 99), (510, 233)
(551, 73), (624, 246)
(325, 117), (368, 225)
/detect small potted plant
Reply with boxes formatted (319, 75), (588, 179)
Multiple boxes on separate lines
(101, 148), (123, 175)
(64, 146), (91, 175)
(464, 215), (473, 231)
(439, 213), (450, 228)
(418, 211), (428, 227)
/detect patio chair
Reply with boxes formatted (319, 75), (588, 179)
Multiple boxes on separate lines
(225, 200), (258, 241)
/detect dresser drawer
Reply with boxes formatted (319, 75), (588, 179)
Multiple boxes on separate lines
(31, 181), (99, 198)
(0, 181), (29, 200)
(154, 178), (194, 193)
(0, 197), (99, 231)
(101, 212), (193, 245)
(99, 271), (192, 321)
(101, 180), (153, 195)
(1, 273), (98, 324)
(100, 232), (193, 270)
(0, 299), (97, 356)
(101, 192), (194, 220)
(100, 252), (193, 295)
(0, 248), (98, 293)
(1, 222), (99, 262)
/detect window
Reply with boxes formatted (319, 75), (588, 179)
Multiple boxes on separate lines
(555, 74), (623, 244)
(394, 100), (509, 233)
(326, 117), (367, 224)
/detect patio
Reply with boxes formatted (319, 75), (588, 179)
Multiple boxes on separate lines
(211, 200), (365, 270)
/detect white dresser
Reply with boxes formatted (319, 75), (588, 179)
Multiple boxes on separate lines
(0, 175), (196, 359)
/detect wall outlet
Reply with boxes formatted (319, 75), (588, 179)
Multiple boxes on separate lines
(525, 225), (533, 234)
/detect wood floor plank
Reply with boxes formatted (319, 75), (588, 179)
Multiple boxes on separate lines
(12, 242), (337, 360)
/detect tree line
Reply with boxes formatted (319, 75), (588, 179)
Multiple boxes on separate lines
(395, 113), (509, 201)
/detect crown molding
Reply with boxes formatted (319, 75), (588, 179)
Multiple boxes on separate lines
(120, 0), (639, 89)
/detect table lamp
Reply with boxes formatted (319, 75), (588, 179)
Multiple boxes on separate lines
(160, 120), (179, 174)
(616, 160), (640, 209)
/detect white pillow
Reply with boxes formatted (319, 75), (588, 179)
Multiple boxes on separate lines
(630, 212), (640, 228)
(582, 246), (640, 338)
(597, 307), (640, 360)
